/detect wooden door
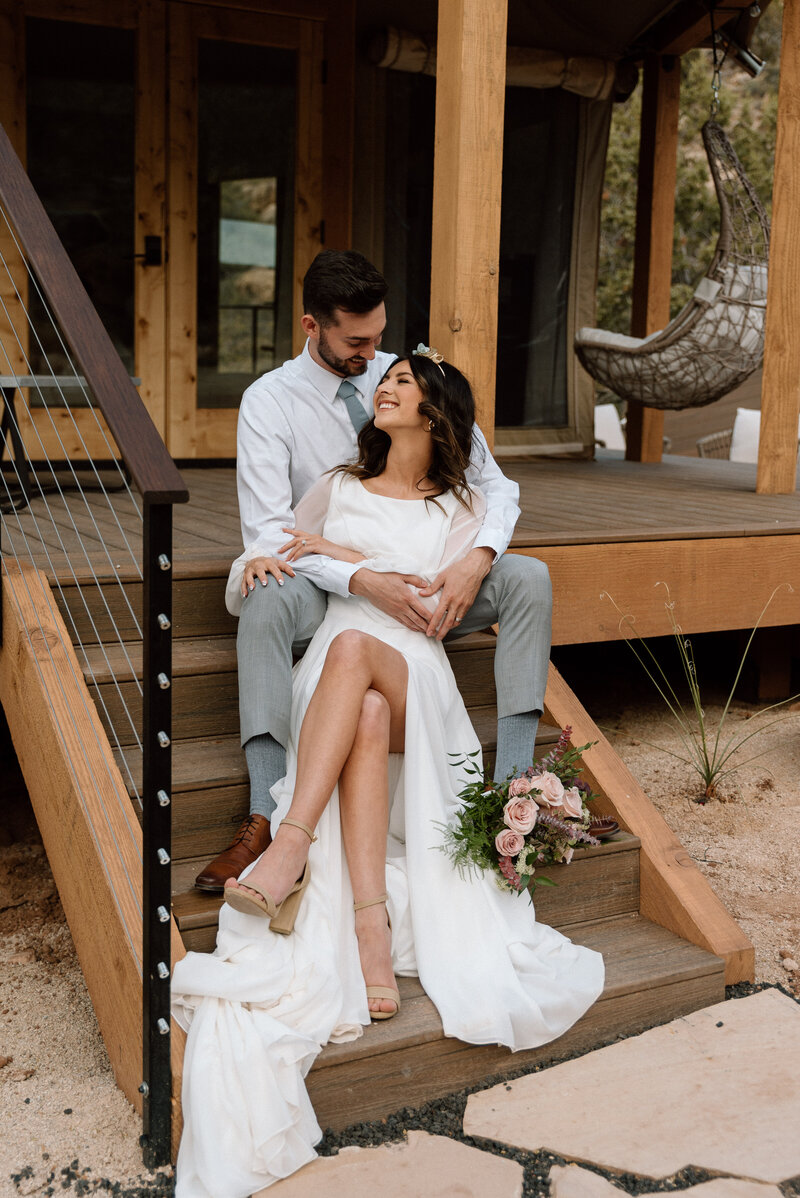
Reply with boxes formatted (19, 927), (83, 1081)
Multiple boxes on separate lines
(166, 4), (324, 458)
(0, 1), (324, 464)
(0, 0), (166, 461)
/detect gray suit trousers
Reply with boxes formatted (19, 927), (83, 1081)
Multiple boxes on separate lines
(236, 554), (551, 748)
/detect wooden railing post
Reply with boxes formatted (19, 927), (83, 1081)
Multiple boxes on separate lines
(429, 0), (508, 450)
(625, 54), (680, 463)
(757, 0), (800, 495)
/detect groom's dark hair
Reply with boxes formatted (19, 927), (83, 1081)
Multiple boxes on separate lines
(303, 250), (388, 327)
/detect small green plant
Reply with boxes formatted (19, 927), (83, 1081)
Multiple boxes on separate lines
(602, 583), (799, 801)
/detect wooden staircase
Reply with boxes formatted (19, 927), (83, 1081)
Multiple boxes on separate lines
(3, 556), (753, 1139)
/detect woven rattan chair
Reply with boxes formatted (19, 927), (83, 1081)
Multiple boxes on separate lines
(575, 122), (770, 411)
(696, 428), (733, 458)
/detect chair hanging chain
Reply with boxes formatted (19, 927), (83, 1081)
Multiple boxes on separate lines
(708, 3), (730, 118)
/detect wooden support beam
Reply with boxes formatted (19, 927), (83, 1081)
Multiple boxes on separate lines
(511, 533), (800, 646)
(322, 0), (355, 251)
(625, 55), (680, 464)
(757, 0), (800, 495)
(544, 663), (754, 985)
(429, 0), (507, 449)
(0, 0), (27, 390)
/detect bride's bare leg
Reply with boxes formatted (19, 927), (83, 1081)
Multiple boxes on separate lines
(337, 689), (397, 1016)
(226, 630), (407, 907)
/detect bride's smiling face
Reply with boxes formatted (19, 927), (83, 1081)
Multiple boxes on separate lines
(373, 361), (428, 433)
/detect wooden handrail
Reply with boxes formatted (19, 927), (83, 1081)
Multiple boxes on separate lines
(0, 122), (188, 506)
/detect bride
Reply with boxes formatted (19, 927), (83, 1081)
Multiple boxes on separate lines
(171, 349), (604, 1198)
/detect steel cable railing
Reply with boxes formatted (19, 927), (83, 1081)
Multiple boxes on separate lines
(0, 120), (188, 1168)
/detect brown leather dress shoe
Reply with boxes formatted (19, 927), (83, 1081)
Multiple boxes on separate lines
(194, 814), (273, 892)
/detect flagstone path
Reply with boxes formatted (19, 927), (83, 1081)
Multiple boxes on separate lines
(262, 990), (799, 1197)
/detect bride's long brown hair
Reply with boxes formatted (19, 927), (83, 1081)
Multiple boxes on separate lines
(336, 353), (476, 509)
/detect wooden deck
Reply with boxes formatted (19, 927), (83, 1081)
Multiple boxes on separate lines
(3, 450), (799, 644)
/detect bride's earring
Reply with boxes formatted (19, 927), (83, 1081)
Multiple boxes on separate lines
(428, 419), (435, 431)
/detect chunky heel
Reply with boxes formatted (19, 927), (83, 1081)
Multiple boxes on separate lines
(270, 863), (310, 935)
(223, 816), (316, 931)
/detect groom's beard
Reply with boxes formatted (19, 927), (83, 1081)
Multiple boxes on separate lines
(317, 328), (369, 377)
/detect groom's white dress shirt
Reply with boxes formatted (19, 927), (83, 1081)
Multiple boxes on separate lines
(233, 341), (521, 605)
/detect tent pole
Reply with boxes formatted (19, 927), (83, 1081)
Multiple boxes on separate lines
(429, 0), (508, 450)
(626, 54), (680, 463)
(757, 0), (800, 495)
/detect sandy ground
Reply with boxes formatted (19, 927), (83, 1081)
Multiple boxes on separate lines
(1, 639), (798, 1194)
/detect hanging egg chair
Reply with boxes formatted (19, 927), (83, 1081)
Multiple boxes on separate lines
(574, 120), (770, 410)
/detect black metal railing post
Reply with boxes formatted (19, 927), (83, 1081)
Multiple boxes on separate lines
(141, 500), (174, 1166)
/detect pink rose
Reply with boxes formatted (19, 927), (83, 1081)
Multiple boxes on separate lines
(508, 777), (533, 796)
(528, 770), (565, 807)
(503, 796), (538, 834)
(495, 828), (525, 857)
(561, 786), (584, 820)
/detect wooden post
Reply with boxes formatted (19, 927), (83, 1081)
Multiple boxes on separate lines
(757, 0), (800, 494)
(625, 54), (680, 463)
(0, 1), (27, 391)
(429, 0), (508, 449)
(322, 0), (355, 250)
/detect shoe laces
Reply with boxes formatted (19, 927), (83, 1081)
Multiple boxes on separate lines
(232, 815), (263, 850)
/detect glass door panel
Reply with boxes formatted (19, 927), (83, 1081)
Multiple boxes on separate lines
(196, 39), (296, 409)
(25, 17), (136, 391)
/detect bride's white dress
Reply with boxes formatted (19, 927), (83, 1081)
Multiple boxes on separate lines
(172, 474), (605, 1198)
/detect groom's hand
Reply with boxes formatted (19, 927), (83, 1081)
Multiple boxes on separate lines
(419, 547), (493, 641)
(349, 569), (431, 632)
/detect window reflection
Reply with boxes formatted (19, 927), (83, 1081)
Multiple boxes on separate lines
(217, 178), (277, 375)
(197, 40), (295, 410)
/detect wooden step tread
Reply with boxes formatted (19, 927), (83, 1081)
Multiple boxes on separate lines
(172, 833), (642, 938)
(115, 719), (563, 799)
(78, 635), (237, 683)
(312, 914), (722, 1070)
(304, 913), (724, 1129)
(49, 557), (235, 588)
(79, 630), (500, 685)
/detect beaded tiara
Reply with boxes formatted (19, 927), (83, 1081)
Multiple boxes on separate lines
(412, 343), (446, 376)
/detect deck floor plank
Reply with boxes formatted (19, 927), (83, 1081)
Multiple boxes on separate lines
(6, 454), (800, 577)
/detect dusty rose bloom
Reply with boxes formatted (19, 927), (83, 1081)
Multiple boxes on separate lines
(561, 786), (583, 820)
(495, 827), (525, 857)
(562, 846), (575, 865)
(528, 770), (565, 807)
(503, 796), (538, 834)
(508, 776), (533, 797)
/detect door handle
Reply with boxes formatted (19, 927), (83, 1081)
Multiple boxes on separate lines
(133, 235), (163, 267)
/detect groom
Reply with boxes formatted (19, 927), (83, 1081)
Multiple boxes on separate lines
(194, 250), (552, 891)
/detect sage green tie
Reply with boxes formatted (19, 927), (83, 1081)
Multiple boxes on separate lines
(337, 378), (369, 433)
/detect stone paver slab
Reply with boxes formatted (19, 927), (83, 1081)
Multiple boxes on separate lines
(254, 1131), (523, 1197)
(548, 1164), (782, 1198)
(465, 989), (800, 1182)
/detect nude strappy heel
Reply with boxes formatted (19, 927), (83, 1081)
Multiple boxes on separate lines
(223, 817), (317, 935)
(353, 893), (401, 1021)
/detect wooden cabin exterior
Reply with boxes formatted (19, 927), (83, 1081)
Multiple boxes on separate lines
(2, 0), (796, 478)
(1, 0), (798, 1166)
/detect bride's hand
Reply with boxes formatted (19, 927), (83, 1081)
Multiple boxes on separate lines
(279, 528), (366, 565)
(241, 555), (295, 597)
(279, 528), (334, 561)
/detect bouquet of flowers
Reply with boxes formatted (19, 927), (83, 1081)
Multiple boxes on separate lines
(441, 726), (600, 896)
